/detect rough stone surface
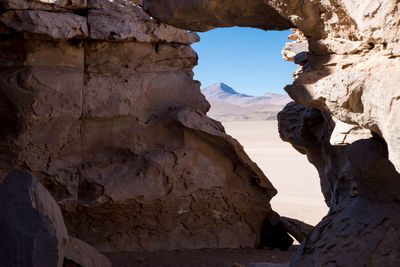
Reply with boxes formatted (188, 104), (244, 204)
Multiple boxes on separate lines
(0, 0), (281, 253)
(0, 0), (87, 10)
(65, 237), (112, 267)
(64, 107), (277, 251)
(144, 0), (400, 173)
(0, 170), (69, 267)
(279, 217), (313, 244)
(143, 0), (293, 32)
(0, 10), (88, 39)
(278, 102), (400, 266)
(144, 1), (400, 263)
(3, 0), (400, 263)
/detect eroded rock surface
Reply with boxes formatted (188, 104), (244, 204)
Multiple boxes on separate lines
(0, 170), (69, 267)
(278, 102), (400, 266)
(279, 217), (313, 244)
(143, 0), (293, 32)
(0, 0), (280, 252)
(144, 0), (400, 264)
(65, 237), (112, 267)
(144, 0), (400, 173)
(3, 0), (400, 263)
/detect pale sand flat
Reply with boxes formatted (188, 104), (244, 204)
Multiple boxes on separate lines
(222, 120), (329, 226)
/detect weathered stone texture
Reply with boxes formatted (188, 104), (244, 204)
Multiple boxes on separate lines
(65, 107), (276, 251)
(65, 237), (112, 267)
(143, 0), (293, 32)
(3, 0), (400, 263)
(0, 0), (280, 253)
(278, 102), (400, 266)
(0, 170), (69, 267)
(144, 1), (400, 264)
(144, 0), (400, 173)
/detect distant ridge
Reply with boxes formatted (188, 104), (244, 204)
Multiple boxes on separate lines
(201, 82), (291, 122)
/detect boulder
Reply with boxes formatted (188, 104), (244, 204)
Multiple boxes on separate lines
(0, 170), (68, 267)
(279, 217), (313, 244)
(63, 107), (278, 251)
(65, 237), (112, 267)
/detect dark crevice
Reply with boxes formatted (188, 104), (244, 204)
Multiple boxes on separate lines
(154, 42), (160, 53)
(368, 42), (375, 50)
(73, 8), (88, 17)
(259, 213), (294, 251)
(77, 179), (104, 206)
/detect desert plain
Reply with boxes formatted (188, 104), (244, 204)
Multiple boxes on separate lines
(223, 120), (329, 226)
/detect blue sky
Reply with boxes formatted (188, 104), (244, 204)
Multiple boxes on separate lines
(192, 27), (297, 96)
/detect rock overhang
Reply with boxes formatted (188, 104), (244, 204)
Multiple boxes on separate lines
(143, 0), (294, 32)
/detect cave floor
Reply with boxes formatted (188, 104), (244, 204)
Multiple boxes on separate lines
(105, 246), (297, 267)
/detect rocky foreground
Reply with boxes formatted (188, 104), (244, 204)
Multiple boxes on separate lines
(1, 0), (400, 266)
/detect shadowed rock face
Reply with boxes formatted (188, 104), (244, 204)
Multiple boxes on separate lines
(278, 102), (400, 266)
(143, 0), (293, 32)
(0, 170), (69, 267)
(144, 0), (400, 265)
(0, 0), (281, 252)
(2, 0), (400, 263)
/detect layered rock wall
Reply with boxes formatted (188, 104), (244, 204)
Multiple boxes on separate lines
(0, 0), (280, 252)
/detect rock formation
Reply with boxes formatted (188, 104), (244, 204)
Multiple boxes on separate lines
(280, 217), (313, 244)
(143, 0), (400, 265)
(65, 237), (112, 267)
(278, 102), (400, 266)
(0, 170), (68, 267)
(3, 0), (400, 264)
(0, 0), (284, 253)
(0, 170), (113, 266)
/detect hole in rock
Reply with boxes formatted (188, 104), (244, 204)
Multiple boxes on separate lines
(193, 27), (329, 227)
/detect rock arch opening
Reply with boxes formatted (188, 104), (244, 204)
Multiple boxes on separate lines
(145, 0), (400, 265)
(192, 27), (328, 227)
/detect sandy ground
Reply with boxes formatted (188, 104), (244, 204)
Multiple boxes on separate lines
(106, 247), (297, 267)
(223, 120), (329, 226)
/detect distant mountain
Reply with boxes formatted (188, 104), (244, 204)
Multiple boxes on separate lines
(201, 82), (291, 122)
(201, 82), (250, 100)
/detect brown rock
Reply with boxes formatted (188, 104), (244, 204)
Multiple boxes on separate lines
(259, 211), (293, 251)
(278, 102), (400, 266)
(87, 0), (199, 44)
(65, 237), (112, 267)
(279, 217), (313, 244)
(278, 102), (333, 206)
(0, 1), (283, 253)
(143, 0), (400, 175)
(64, 107), (277, 251)
(0, 10), (88, 39)
(6, 0), (400, 263)
(0, 170), (69, 267)
(143, 0), (293, 32)
(0, 0), (87, 10)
